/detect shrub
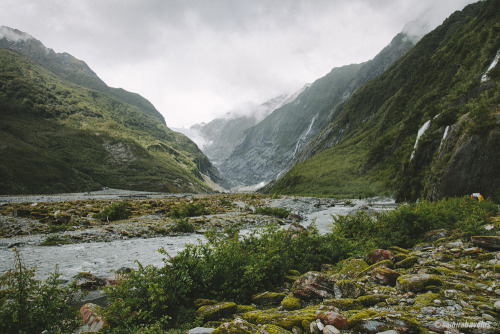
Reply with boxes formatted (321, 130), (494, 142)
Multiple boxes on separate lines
(172, 219), (195, 233)
(94, 201), (132, 221)
(254, 206), (291, 218)
(0, 250), (81, 333)
(170, 202), (208, 218)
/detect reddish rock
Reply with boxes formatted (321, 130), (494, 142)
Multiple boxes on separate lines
(292, 271), (336, 300)
(79, 303), (106, 332)
(367, 249), (395, 264)
(316, 311), (348, 329)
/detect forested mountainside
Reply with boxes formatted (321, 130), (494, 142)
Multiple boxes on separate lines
(218, 31), (415, 187)
(267, 0), (500, 201)
(0, 28), (227, 194)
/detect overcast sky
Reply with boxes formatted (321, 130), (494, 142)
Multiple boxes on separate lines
(0, 0), (477, 128)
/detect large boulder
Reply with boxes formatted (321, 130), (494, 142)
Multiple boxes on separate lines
(292, 271), (336, 300)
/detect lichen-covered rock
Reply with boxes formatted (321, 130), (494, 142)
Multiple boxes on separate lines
(370, 267), (400, 286)
(471, 236), (500, 250)
(240, 307), (316, 331)
(394, 256), (419, 268)
(348, 313), (421, 334)
(333, 280), (365, 299)
(292, 271), (336, 300)
(338, 259), (369, 279)
(211, 318), (260, 334)
(367, 249), (395, 264)
(197, 302), (238, 321)
(252, 292), (287, 307)
(396, 274), (442, 292)
(281, 295), (302, 311)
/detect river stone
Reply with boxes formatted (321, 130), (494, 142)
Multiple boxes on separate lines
(316, 311), (348, 329)
(188, 327), (216, 334)
(494, 300), (500, 311)
(333, 280), (365, 299)
(73, 272), (108, 290)
(323, 325), (340, 334)
(292, 271), (336, 300)
(252, 291), (287, 306)
(471, 236), (500, 250)
(396, 274), (442, 292)
(197, 302), (237, 321)
(211, 318), (260, 334)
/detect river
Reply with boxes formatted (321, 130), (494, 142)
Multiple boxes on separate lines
(0, 193), (396, 281)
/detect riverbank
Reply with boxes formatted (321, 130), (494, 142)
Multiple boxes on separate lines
(0, 193), (395, 280)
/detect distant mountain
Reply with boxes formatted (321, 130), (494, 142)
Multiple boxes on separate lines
(267, 0), (500, 201)
(217, 30), (416, 187)
(175, 92), (298, 188)
(0, 27), (227, 194)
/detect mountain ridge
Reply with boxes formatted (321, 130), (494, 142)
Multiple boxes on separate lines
(0, 29), (228, 194)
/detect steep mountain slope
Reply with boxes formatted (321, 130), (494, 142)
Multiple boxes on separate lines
(0, 29), (226, 194)
(220, 31), (416, 187)
(267, 0), (500, 201)
(184, 93), (291, 173)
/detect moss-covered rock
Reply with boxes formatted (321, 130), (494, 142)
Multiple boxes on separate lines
(356, 294), (391, 307)
(338, 259), (369, 279)
(348, 311), (421, 333)
(322, 298), (361, 311)
(197, 302), (238, 322)
(396, 274), (442, 292)
(333, 280), (365, 299)
(471, 236), (500, 250)
(240, 307), (316, 330)
(261, 324), (293, 334)
(394, 256), (419, 268)
(413, 292), (441, 309)
(236, 305), (258, 314)
(252, 292), (287, 307)
(292, 271), (336, 300)
(281, 295), (302, 311)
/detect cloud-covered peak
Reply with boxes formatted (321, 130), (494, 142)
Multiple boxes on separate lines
(0, 26), (34, 42)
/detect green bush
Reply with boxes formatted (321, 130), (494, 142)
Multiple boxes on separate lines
(333, 196), (498, 248)
(254, 206), (291, 218)
(0, 250), (81, 333)
(170, 202), (208, 218)
(172, 219), (195, 233)
(94, 201), (132, 221)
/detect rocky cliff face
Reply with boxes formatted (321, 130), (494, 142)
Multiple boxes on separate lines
(423, 113), (500, 201)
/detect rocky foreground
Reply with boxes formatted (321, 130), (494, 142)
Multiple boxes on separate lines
(76, 226), (500, 334)
(198, 236), (500, 334)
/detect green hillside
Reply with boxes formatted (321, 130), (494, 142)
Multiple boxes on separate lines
(268, 0), (500, 201)
(0, 49), (222, 194)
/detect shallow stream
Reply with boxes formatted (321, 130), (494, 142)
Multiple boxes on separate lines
(0, 194), (396, 280)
